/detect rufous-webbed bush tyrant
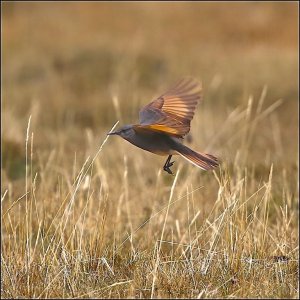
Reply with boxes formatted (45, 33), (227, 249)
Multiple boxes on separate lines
(108, 77), (219, 174)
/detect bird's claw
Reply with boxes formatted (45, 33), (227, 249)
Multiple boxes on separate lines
(168, 161), (175, 167)
(163, 166), (173, 175)
(163, 161), (175, 175)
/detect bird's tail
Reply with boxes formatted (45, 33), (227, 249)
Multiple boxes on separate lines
(175, 143), (219, 170)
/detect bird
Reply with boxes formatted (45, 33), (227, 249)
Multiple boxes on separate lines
(108, 77), (219, 174)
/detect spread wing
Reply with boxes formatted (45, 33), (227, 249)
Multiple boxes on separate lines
(136, 77), (202, 137)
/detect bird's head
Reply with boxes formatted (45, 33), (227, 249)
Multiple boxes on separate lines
(107, 124), (135, 139)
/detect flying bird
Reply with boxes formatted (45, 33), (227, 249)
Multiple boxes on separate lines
(108, 77), (219, 174)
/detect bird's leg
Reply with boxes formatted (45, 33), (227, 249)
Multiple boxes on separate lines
(163, 155), (175, 174)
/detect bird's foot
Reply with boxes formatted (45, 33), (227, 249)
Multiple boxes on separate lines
(163, 161), (175, 175)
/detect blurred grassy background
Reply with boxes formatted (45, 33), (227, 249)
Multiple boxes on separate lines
(1, 2), (299, 298)
(2, 1), (298, 193)
(2, 2), (298, 155)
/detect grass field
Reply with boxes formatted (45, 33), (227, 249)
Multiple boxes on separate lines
(1, 2), (299, 298)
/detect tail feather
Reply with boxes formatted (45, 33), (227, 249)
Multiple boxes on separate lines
(175, 144), (219, 170)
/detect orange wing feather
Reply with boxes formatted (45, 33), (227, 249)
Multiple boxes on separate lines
(138, 77), (202, 137)
(133, 124), (182, 137)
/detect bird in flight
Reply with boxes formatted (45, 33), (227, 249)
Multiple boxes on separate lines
(108, 77), (219, 174)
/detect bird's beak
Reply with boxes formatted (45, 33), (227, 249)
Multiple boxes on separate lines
(107, 131), (118, 136)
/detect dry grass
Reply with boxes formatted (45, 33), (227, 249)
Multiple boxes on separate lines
(1, 2), (299, 299)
